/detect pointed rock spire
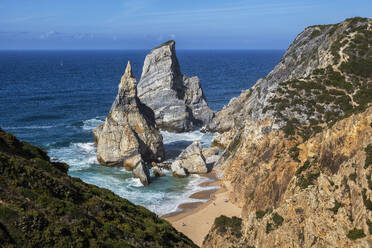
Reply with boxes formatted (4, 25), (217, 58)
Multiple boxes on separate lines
(137, 40), (214, 132)
(119, 61), (137, 98)
(93, 61), (164, 185)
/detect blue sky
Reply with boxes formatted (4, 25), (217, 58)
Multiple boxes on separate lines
(0, 0), (371, 49)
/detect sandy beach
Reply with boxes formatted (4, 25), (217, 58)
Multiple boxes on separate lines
(163, 175), (242, 246)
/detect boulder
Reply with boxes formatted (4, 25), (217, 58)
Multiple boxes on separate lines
(171, 141), (208, 176)
(133, 161), (150, 186)
(153, 167), (165, 177)
(171, 162), (188, 177)
(94, 61), (164, 168)
(202, 147), (220, 158)
(138, 40), (214, 132)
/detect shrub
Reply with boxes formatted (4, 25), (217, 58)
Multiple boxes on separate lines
(256, 210), (267, 219)
(213, 215), (242, 238)
(327, 200), (343, 214)
(272, 213), (284, 227)
(365, 145), (372, 169)
(289, 145), (300, 162)
(346, 228), (366, 240)
(349, 173), (357, 182)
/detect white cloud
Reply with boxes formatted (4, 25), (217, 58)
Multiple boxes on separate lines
(40, 30), (56, 39)
(169, 34), (176, 39)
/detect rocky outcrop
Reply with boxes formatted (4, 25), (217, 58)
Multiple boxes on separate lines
(203, 17), (372, 247)
(202, 147), (220, 166)
(171, 141), (208, 177)
(138, 40), (214, 132)
(94, 61), (164, 184)
(206, 17), (372, 135)
(203, 107), (372, 248)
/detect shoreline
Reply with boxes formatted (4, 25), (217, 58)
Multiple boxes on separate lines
(163, 172), (242, 246)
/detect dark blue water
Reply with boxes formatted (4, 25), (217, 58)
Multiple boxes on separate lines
(0, 50), (283, 214)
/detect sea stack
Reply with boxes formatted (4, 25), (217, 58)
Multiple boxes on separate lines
(93, 61), (164, 185)
(138, 40), (214, 132)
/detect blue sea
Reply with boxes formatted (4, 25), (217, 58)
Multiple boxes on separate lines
(0, 50), (283, 215)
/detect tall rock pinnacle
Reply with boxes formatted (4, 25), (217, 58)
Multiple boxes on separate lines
(93, 61), (164, 185)
(137, 40), (214, 132)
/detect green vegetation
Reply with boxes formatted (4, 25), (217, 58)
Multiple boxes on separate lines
(297, 172), (320, 190)
(256, 210), (266, 219)
(272, 213), (284, 226)
(255, 208), (272, 219)
(213, 215), (242, 238)
(267, 18), (372, 140)
(362, 189), (372, 211)
(349, 172), (357, 182)
(0, 129), (196, 248)
(265, 212), (284, 234)
(327, 200), (343, 214)
(346, 228), (366, 240)
(365, 144), (372, 169)
(296, 160), (311, 175)
(289, 145), (300, 162)
(310, 29), (322, 39)
(367, 219), (372, 235)
(265, 222), (273, 234)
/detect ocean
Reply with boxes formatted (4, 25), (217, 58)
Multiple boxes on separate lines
(0, 49), (283, 215)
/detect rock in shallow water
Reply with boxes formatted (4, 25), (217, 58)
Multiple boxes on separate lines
(93, 61), (164, 185)
(132, 160), (151, 186)
(138, 40), (214, 132)
(171, 141), (208, 177)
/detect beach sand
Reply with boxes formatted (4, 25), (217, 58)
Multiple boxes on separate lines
(163, 176), (242, 246)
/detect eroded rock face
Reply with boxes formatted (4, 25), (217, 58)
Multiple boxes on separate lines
(171, 141), (208, 176)
(203, 17), (372, 248)
(138, 40), (214, 132)
(203, 107), (372, 248)
(94, 61), (164, 181)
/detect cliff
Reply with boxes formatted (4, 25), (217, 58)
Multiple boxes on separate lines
(138, 40), (214, 132)
(203, 17), (372, 247)
(0, 129), (197, 247)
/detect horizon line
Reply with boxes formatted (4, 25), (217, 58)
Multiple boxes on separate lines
(0, 48), (286, 51)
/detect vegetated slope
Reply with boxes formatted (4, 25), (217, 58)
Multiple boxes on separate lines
(0, 129), (197, 248)
(203, 17), (372, 247)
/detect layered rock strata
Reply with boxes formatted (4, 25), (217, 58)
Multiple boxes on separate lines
(203, 17), (372, 247)
(94, 61), (164, 185)
(138, 40), (214, 132)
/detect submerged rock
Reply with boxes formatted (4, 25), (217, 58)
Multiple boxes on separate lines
(171, 141), (208, 176)
(138, 40), (214, 132)
(94, 61), (164, 184)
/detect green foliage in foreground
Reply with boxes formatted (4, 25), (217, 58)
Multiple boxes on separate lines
(0, 129), (196, 248)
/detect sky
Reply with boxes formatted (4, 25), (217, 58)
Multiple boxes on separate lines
(0, 0), (371, 50)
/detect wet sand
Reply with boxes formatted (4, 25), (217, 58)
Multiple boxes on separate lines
(163, 175), (242, 246)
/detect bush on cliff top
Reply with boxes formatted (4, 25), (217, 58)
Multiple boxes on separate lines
(213, 215), (242, 238)
(0, 129), (196, 248)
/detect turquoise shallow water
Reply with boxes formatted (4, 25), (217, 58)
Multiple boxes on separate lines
(0, 50), (283, 215)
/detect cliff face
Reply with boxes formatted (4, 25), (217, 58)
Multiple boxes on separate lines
(0, 129), (197, 247)
(138, 40), (214, 132)
(204, 17), (372, 247)
(207, 17), (372, 135)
